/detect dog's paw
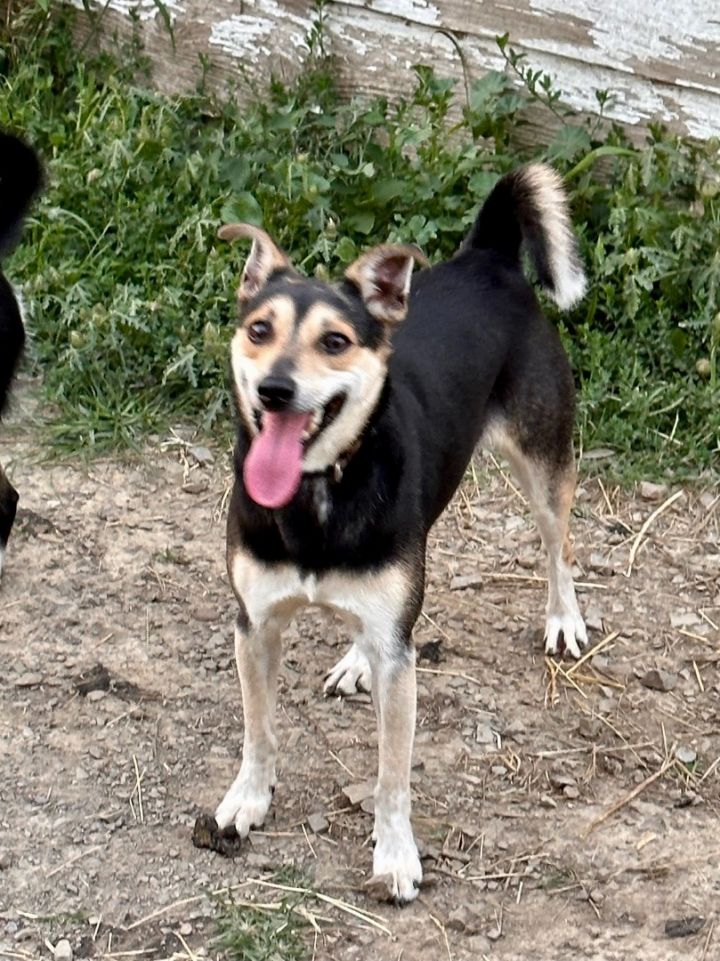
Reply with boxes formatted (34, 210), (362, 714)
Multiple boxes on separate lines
(324, 644), (372, 696)
(215, 776), (273, 837)
(368, 832), (422, 904)
(544, 607), (588, 659)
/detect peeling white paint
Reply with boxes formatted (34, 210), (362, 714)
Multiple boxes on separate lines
(367, 0), (442, 27)
(70, 0), (720, 140)
(529, 0), (720, 75)
(209, 0), (313, 58)
(67, 0), (185, 24)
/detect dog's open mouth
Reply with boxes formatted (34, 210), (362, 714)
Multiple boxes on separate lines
(245, 393), (346, 509)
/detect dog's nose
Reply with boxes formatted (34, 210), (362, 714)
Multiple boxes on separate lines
(257, 375), (296, 411)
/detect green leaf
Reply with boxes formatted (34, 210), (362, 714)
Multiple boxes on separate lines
(347, 210), (375, 235)
(371, 179), (406, 203)
(220, 192), (263, 226)
(545, 124), (592, 163)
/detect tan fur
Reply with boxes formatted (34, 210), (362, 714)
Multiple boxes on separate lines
(218, 223), (292, 304)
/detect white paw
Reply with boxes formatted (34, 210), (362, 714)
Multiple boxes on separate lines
(371, 827), (422, 904)
(215, 772), (273, 837)
(544, 607), (588, 659)
(324, 644), (372, 696)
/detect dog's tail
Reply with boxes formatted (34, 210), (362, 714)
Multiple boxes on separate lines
(0, 132), (42, 260)
(464, 163), (586, 311)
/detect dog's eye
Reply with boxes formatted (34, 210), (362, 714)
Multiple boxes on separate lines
(247, 320), (273, 344)
(319, 331), (352, 355)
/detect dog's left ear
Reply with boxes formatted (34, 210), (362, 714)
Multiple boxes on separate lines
(218, 222), (292, 304)
(344, 244), (429, 325)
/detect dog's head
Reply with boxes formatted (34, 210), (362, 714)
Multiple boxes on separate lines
(219, 223), (427, 509)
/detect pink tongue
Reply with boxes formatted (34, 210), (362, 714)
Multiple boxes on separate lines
(244, 410), (311, 509)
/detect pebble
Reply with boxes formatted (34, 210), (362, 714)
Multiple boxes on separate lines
(639, 481), (670, 501)
(676, 745), (697, 766)
(188, 445), (214, 466)
(342, 779), (375, 806)
(0, 850), (13, 870)
(640, 668), (678, 692)
(446, 905), (482, 934)
(665, 916), (705, 938)
(450, 574), (482, 591)
(179, 922), (193, 937)
(563, 784), (580, 799)
(14, 672), (43, 688)
(54, 939), (73, 961)
(307, 812), (329, 834)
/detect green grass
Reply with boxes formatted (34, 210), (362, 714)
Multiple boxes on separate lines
(215, 896), (309, 961)
(1, 6), (718, 480)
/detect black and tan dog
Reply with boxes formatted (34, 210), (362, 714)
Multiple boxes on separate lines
(0, 132), (42, 577)
(213, 163), (588, 902)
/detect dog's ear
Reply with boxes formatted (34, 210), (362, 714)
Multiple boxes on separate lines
(344, 244), (429, 325)
(218, 223), (292, 304)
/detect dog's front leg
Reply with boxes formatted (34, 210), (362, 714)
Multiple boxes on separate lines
(366, 640), (422, 903)
(215, 611), (283, 836)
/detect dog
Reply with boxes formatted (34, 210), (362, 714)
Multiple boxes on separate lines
(213, 163), (588, 903)
(0, 132), (42, 577)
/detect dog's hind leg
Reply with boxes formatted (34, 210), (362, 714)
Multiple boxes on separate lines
(324, 642), (371, 696)
(0, 461), (19, 578)
(485, 424), (587, 657)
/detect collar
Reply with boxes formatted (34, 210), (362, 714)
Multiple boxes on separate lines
(330, 437), (363, 483)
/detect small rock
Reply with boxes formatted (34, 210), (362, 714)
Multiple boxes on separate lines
(670, 611), (701, 629)
(639, 481), (669, 501)
(583, 604), (604, 632)
(342, 779), (375, 807)
(550, 771), (576, 789)
(54, 939), (73, 961)
(182, 480), (209, 495)
(193, 606), (218, 623)
(450, 574), (482, 591)
(475, 722), (496, 745)
(578, 718), (602, 739)
(0, 849), (13, 870)
(491, 765), (507, 776)
(676, 745), (697, 766)
(14, 672), (43, 688)
(563, 784), (580, 799)
(446, 905), (482, 934)
(188, 445), (214, 466)
(665, 917), (705, 938)
(588, 552), (611, 572)
(640, 669), (678, 692)
(179, 922), (193, 937)
(87, 690), (107, 703)
(307, 812), (329, 834)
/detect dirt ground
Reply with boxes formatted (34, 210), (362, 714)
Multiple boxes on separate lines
(1, 406), (719, 961)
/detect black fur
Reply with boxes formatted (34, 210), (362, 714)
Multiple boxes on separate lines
(227, 168), (577, 581)
(0, 131), (42, 562)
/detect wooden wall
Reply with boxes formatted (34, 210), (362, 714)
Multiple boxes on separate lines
(69, 0), (720, 139)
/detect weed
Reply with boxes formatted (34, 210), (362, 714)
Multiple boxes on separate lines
(0, 6), (718, 478)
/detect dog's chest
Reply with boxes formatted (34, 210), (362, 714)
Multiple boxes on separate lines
(229, 547), (409, 639)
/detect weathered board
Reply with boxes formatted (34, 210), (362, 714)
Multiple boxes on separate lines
(70, 0), (720, 139)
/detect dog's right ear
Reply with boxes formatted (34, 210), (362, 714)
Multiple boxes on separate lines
(218, 223), (292, 304)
